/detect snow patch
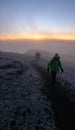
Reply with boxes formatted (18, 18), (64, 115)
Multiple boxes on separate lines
(0, 58), (58, 130)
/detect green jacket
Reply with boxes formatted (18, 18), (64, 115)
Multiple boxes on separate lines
(47, 58), (62, 72)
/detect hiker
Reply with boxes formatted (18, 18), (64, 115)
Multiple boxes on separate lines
(35, 52), (41, 62)
(47, 53), (64, 85)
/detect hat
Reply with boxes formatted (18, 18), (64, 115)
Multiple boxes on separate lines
(54, 53), (60, 59)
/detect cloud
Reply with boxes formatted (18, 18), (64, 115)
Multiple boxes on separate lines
(0, 32), (75, 41)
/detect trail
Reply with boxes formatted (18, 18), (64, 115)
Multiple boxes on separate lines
(0, 63), (58, 130)
(32, 62), (75, 130)
(0, 60), (75, 130)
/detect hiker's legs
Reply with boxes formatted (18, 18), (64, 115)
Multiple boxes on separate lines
(51, 71), (57, 85)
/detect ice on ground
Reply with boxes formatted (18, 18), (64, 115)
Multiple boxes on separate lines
(0, 58), (24, 79)
(0, 58), (58, 130)
(57, 72), (75, 90)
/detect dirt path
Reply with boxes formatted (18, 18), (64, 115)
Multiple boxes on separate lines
(32, 62), (75, 130)
(0, 63), (58, 130)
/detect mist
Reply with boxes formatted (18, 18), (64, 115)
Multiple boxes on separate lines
(0, 40), (75, 56)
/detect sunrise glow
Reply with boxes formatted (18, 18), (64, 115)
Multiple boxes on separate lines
(0, 33), (75, 41)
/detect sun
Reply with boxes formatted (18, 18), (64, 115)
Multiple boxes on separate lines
(31, 34), (44, 40)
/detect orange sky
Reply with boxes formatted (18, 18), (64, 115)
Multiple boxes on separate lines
(0, 33), (75, 41)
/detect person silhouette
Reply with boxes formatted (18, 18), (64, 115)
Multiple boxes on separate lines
(47, 53), (64, 85)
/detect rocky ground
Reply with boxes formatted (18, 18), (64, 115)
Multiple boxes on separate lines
(32, 62), (75, 130)
(0, 56), (75, 130)
(0, 58), (58, 130)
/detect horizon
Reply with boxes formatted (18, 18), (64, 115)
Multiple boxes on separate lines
(0, 40), (75, 57)
(0, 0), (75, 41)
(0, 33), (75, 41)
(0, 0), (75, 56)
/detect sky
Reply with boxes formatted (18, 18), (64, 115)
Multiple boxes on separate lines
(0, 0), (75, 40)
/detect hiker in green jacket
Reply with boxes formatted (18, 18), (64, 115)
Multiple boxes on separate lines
(47, 53), (64, 85)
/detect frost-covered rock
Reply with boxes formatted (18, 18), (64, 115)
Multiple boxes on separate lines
(0, 60), (58, 130)
(0, 58), (24, 79)
(57, 72), (75, 90)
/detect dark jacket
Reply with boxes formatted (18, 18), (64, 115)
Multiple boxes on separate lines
(47, 58), (63, 72)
